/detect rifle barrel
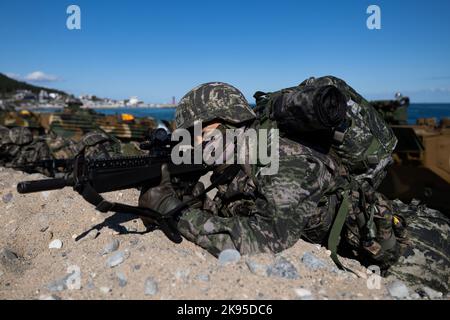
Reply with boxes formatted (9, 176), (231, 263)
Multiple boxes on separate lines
(17, 177), (74, 194)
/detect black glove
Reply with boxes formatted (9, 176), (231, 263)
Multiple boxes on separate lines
(178, 181), (205, 209)
(138, 164), (182, 228)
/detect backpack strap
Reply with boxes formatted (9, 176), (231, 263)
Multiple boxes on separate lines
(327, 190), (359, 275)
(328, 191), (350, 270)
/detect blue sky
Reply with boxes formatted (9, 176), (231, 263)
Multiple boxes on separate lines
(1, 0), (450, 103)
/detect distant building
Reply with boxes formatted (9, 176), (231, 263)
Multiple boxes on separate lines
(172, 96), (176, 104)
(14, 90), (36, 101)
(39, 90), (49, 102)
(127, 96), (142, 106)
(49, 93), (59, 100)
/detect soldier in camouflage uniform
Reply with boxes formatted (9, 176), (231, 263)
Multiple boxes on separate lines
(139, 81), (449, 293)
(387, 199), (449, 293)
(0, 124), (135, 176)
(139, 82), (355, 256)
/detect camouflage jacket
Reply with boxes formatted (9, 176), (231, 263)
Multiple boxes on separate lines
(177, 127), (344, 257)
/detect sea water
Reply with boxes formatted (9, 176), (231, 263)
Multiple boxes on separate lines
(407, 104), (450, 124)
(38, 104), (450, 124)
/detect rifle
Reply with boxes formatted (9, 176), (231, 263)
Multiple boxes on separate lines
(13, 158), (75, 176)
(16, 128), (240, 243)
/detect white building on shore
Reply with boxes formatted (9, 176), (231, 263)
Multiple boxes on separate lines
(127, 96), (142, 106)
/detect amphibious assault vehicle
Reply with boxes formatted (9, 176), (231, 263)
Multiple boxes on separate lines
(372, 94), (450, 214)
(1, 99), (159, 143)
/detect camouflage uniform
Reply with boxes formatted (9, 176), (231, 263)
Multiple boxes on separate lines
(387, 199), (449, 293)
(0, 125), (139, 176)
(141, 81), (449, 293)
(154, 82), (345, 256)
(0, 126), (51, 171)
(178, 131), (344, 256)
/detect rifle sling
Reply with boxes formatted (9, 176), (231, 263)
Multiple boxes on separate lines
(76, 164), (242, 244)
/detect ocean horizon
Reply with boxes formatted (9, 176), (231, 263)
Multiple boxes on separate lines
(37, 103), (450, 125)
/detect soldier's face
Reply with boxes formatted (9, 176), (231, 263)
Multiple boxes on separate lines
(193, 122), (221, 145)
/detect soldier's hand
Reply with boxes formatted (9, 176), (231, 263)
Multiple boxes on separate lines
(138, 164), (182, 227)
(181, 181), (205, 209)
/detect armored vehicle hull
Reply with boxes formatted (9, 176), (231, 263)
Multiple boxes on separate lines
(372, 96), (450, 215)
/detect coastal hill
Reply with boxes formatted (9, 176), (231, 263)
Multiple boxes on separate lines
(0, 73), (67, 96)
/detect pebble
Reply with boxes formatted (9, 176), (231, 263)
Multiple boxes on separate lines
(101, 239), (120, 255)
(301, 252), (328, 271)
(197, 274), (210, 282)
(267, 257), (299, 279)
(48, 239), (63, 249)
(47, 274), (71, 292)
(174, 269), (190, 281)
(106, 251), (126, 268)
(1, 248), (19, 262)
(40, 191), (50, 200)
(294, 288), (313, 300)
(100, 286), (111, 294)
(65, 267), (82, 290)
(86, 280), (95, 290)
(421, 286), (443, 299)
(387, 280), (409, 299)
(246, 259), (268, 276)
(2, 192), (13, 203)
(218, 249), (241, 266)
(144, 277), (159, 296)
(116, 272), (128, 287)
(0, 248), (20, 273)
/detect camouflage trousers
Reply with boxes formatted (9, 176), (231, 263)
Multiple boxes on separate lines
(386, 199), (449, 293)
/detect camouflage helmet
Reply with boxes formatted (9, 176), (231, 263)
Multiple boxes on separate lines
(175, 82), (256, 129)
